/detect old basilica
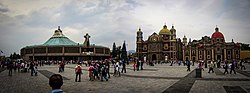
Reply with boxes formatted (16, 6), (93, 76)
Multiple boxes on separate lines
(136, 24), (241, 62)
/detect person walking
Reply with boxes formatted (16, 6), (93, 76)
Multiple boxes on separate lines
(230, 62), (236, 74)
(208, 61), (214, 73)
(186, 60), (191, 71)
(240, 60), (246, 70)
(223, 61), (229, 74)
(75, 64), (82, 82)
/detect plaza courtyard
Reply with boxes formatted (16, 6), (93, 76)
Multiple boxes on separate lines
(0, 63), (250, 93)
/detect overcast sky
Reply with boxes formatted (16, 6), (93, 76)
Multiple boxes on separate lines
(0, 0), (250, 56)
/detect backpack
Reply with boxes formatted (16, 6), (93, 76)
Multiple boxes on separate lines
(76, 66), (82, 73)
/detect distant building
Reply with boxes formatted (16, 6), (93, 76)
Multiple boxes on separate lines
(21, 26), (110, 61)
(136, 25), (240, 62)
(182, 26), (241, 62)
(136, 24), (182, 62)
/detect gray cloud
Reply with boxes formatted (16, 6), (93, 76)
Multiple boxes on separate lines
(0, 0), (249, 56)
(0, 3), (8, 13)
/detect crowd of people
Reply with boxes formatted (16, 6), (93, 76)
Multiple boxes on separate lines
(195, 59), (247, 74)
(1, 58), (248, 84)
(0, 60), (39, 76)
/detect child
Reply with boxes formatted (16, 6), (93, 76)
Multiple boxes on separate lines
(34, 66), (38, 76)
(89, 65), (94, 81)
(133, 62), (136, 71)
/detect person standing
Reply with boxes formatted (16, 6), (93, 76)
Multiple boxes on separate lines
(13, 62), (17, 72)
(93, 63), (99, 80)
(7, 61), (13, 76)
(58, 62), (62, 73)
(133, 62), (136, 71)
(230, 62), (236, 74)
(17, 62), (21, 72)
(89, 64), (94, 81)
(75, 64), (82, 82)
(116, 62), (120, 77)
(223, 61), (229, 74)
(61, 62), (65, 72)
(101, 65), (108, 81)
(197, 61), (204, 71)
(121, 60), (126, 73)
(186, 60), (191, 71)
(106, 61), (110, 78)
(208, 61), (214, 73)
(49, 74), (64, 93)
(30, 62), (35, 76)
(137, 60), (140, 71)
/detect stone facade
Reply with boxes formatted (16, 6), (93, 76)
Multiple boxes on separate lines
(136, 25), (240, 62)
(136, 24), (182, 62)
(182, 26), (241, 62)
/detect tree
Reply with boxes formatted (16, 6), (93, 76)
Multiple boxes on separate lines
(121, 41), (128, 63)
(112, 42), (117, 59)
(241, 43), (250, 50)
(13, 52), (17, 59)
(10, 54), (13, 59)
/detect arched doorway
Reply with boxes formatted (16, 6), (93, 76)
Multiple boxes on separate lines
(217, 55), (221, 61)
(152, 54), (157, 61)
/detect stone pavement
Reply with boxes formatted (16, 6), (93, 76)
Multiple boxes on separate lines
(0, 63), (250, 93)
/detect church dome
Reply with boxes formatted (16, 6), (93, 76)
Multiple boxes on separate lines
(159, 24), (170, 34)
(43, 26), (77, 46)
(211, 26), (224, 39)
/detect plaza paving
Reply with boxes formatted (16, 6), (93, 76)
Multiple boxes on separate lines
(0, 63), (250, 93)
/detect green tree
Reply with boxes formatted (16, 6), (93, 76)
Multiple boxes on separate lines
(112, 42), (117, 59)
(241, 43), (250, 50)
(13, 52), (17, 59)
(121, 41), (128, 63)
(10, 54), (13, 59)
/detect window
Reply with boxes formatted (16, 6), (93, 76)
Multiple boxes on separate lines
(217, 48), (220, 51)
(236, 50), (239, 54)
(192, 50), (195, 55)
(207, 50), (210, 55)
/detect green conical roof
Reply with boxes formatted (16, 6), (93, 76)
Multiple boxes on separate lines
(43, 37), (77, 46)
(42, 26), (77, 46)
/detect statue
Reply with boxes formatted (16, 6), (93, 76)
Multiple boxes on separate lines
(84, 33), (91, 47)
